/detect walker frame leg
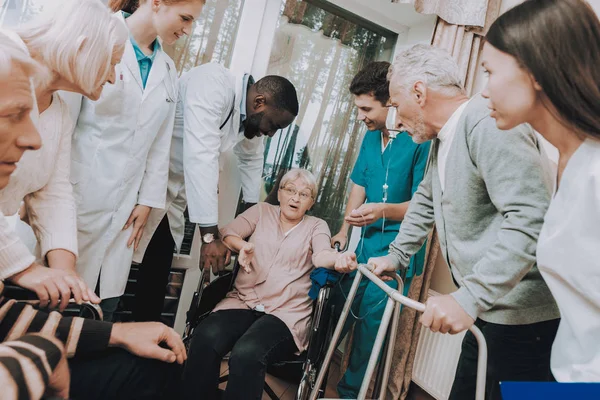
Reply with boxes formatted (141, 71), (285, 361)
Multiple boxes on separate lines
(308, 265), (488, 400)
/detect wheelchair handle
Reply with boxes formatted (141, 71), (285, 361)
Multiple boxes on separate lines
(357, 264), (488, 400)
(2, 284), (103, 318)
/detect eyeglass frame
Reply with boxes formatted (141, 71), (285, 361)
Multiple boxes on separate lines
(278, 185), (314, 201)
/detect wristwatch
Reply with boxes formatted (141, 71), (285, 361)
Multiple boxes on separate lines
(202, 233), (216, 244)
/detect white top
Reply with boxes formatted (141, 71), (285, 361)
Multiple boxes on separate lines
(537, 138), (600, 382)
(381, 132), (390, 153)
(437, 99), (470, 191)
(0, 93), (78, 256)
(67, 13), (178, 299)
(0, 32), (78, 281)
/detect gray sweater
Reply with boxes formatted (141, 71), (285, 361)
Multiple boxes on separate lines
(389, 94), (559, 325)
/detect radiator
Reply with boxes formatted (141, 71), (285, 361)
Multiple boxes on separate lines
(411, 290), (467, 400)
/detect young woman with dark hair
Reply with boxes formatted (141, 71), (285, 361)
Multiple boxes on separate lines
(482, 0), (600, 382)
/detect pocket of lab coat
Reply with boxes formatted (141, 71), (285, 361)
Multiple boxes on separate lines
(94, 66), (126, 116)
(94, 86), (125, 116)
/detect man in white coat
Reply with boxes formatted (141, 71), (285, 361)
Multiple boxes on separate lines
(132, 62), (299, 322)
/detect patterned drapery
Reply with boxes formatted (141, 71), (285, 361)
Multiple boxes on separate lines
(391, 0), (491, 28)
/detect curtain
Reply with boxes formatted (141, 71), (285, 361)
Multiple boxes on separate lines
(391, 0), (490, 27)
(385, 1), (501, 398)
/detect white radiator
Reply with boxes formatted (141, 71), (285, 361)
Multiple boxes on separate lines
(411, 290), (466, 400)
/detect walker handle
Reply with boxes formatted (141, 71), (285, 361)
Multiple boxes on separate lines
(357, 264), (488, 400)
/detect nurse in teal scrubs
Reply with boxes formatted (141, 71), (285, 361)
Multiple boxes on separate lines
(331, 61), (429, 399)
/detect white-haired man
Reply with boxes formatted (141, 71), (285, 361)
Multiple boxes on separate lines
(339, 44), (560, 399)
(0, 32), (185, 400)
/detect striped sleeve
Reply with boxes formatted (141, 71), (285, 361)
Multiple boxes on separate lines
(0, 299), (112, 357)
(0, 333), (65, 400)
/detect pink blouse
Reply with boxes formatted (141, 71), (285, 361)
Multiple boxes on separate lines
(215, 203), (333, 352)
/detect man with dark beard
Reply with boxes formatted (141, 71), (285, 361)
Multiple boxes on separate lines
(131, 62), (298, 322)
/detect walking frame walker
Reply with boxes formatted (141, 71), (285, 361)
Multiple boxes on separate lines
(310, 264), (488, 400)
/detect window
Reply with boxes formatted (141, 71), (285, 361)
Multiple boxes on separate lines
(261, 0), (396, 234)
(163, 0), (244, 75)
(166, 0), (244, 255)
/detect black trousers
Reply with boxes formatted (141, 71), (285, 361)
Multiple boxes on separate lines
(132, 215), (175, 322)
(181, 309), (298, 400)
(449, 318), (560, 400)
(69, 348), (181, 400)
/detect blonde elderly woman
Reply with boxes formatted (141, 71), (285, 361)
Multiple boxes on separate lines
(181, 168), (357, 400)
(0, 0), (128, 311)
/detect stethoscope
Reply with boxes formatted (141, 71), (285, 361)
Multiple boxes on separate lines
(382, 130), (397, 204)
(335, 111), (401, 318)
(337, 128), (399, 320)
(120, 58), (177, 102)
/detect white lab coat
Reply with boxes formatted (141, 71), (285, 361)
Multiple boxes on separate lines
(69, 13), (178, 299)
(134, 62), (264, 261)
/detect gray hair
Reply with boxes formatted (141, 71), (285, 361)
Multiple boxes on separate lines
(388, 44), (464, 95)
(17, 0), (128, 94)
(0, 32), (40, 79)
(280, 168), (318, 199)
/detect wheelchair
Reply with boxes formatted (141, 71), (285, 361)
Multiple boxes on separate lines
(2, 282), (104, 320)
(182, 261), (337, 400)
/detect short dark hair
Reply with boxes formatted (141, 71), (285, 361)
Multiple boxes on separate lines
(486, 0), (600, 141)
(254, 75), (299, 116)
(349, 61), (391, 106)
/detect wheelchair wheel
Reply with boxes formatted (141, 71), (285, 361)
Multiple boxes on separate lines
(296, 360), (320, 400)
(63, 302), (103, 320)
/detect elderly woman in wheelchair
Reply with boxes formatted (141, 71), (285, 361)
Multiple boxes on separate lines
(181, 168), (357, 400)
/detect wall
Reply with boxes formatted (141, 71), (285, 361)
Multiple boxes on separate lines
(395, 14), (437, 54)
(589, 0), (600, 14)
(499, 0), (524, 13)
(500, 0), (600, 13)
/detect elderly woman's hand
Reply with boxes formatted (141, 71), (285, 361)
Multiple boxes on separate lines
(334, 252), (357, 274)
(238, 242), (255, 273)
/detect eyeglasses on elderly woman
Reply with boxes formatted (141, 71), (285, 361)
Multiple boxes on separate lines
(279, 185), (313, 201)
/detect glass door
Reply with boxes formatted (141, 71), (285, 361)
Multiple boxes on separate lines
(261, 0), (397, 233)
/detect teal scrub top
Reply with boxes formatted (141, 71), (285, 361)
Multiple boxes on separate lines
(350, 130), (430, 277)
(122, 11), (160, 88)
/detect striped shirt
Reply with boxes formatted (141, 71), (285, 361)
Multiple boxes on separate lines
(0, 334), (64, 400)
(0, 281), (113, 399)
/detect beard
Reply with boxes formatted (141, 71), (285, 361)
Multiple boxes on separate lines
(243, 112), (265, 139)
(409, 111), (433, 144)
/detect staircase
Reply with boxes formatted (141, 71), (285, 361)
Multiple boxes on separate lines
(112, 264), (186, 327)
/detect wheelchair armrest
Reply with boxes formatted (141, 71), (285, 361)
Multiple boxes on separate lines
(2, 283), (103, 320)
(2, 283), (39, 301)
